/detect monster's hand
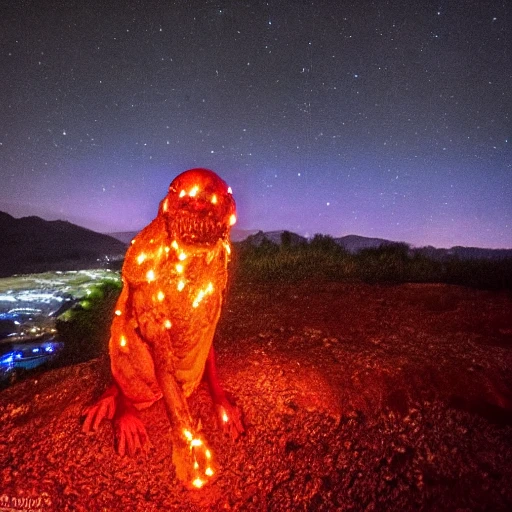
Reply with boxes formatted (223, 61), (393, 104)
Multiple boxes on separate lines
(172, 428), (216, 489)
(114, 401), (150, 457)
(82, 383), (119, 433)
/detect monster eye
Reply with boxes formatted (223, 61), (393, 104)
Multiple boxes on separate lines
(189, 186), (199, 197)
(179, 190), (186, 198)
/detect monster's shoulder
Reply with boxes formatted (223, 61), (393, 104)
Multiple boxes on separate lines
(121, 217), (168, 285)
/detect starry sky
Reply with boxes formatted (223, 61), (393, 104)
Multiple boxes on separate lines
(1, 0), (510, 249)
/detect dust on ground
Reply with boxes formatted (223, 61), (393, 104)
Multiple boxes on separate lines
(1, 280), (511, 511)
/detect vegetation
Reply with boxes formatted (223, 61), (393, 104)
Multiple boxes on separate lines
(56, 279), (122, 364)
(234, 233), (512, 290)
(52, 233), (511, 366)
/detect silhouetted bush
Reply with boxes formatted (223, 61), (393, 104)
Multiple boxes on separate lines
(234, 239), (512, 289)
(56, 279), (121, 364)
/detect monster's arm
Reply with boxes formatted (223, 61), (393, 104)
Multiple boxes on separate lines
(151, 342), (194, 432)
(151, 339), (213, 484)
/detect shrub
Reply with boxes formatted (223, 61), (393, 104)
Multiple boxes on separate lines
(234, 238), (512, 289)
(56, 279), (121, 364)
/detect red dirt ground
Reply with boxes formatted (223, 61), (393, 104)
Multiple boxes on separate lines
(1, 280), (511, 510)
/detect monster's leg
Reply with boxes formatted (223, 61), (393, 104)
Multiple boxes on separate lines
(204, 345), (244, 439)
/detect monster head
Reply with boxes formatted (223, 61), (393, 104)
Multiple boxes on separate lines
(160, 168), (236, 247)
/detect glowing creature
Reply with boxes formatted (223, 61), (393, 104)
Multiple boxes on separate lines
(82, 168), (244, 488)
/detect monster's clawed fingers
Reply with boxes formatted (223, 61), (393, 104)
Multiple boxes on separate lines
(82, 394), (116, 433)
(115, 412), (150, 457)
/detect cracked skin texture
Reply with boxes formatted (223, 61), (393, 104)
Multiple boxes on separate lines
(83, 169), (243, 487)
(111, 215), (229, 406)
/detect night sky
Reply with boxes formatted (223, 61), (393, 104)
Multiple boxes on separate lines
(1, 0), (510, 248)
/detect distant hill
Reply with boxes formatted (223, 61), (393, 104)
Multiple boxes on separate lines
(109, 231), (140, 245)
(0, 212), (127, 277)
(230, 229), (260, 242)
(239, 230), (512, 261)
(333, 234), (400, 254)
(243, 230), (308, 247)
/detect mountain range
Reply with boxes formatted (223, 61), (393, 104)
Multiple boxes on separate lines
(238, 230), (512, 261)
(0, 212), (126, 277)
(2, 212), (511, 277)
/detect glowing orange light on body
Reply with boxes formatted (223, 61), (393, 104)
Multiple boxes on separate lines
(181, 427), (215, 488)
(192, 282), (214, 308)
(192, 478), (204, 489)
(102, 169), (236, 489)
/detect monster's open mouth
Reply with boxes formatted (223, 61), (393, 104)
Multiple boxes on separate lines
(173, 211), (228, 246)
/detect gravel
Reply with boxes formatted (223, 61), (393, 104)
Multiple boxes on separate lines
(1, 280), (511, 511)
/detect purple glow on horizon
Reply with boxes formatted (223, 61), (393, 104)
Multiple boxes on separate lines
(0, 1), (510, 249)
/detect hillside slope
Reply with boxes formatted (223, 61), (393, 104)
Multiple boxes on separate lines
(0, 212), (127, 276)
